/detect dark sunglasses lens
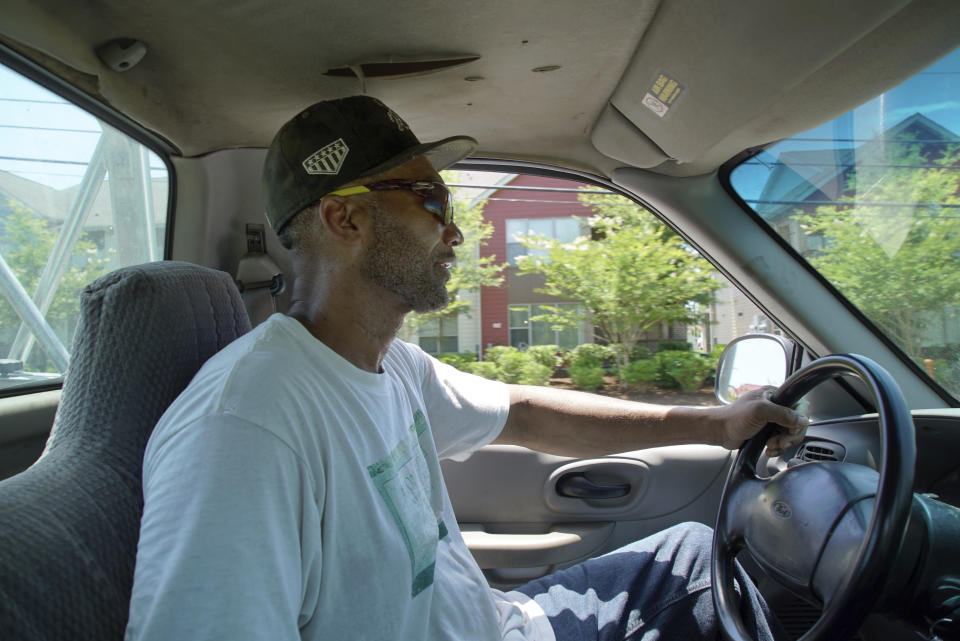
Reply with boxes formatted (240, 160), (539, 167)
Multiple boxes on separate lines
(421, 184), (452, 225)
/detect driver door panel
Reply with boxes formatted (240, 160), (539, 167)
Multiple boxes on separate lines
(442, 443), (733, 587)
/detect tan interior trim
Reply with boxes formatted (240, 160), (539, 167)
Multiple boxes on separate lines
(460, 522), (614, 569)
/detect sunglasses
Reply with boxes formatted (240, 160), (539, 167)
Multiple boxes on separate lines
(327, 179), (454, 225)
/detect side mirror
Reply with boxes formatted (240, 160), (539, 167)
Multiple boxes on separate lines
(715, 334), (796, 404)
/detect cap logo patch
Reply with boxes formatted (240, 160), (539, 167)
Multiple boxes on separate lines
(386, 109), (409, 133)
(302, 138), (349, 175)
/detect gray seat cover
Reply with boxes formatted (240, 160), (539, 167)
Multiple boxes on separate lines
(0, 261), (251, 640)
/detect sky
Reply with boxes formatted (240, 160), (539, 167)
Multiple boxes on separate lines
(0, 66), (164, 190)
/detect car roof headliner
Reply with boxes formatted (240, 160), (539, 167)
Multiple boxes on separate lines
(1, 0), (958, 178)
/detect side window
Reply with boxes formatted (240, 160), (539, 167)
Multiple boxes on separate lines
(0, 64), (169, 393)
(405, 169), (783, 399)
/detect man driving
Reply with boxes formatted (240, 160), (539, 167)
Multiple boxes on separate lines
(125, 96), (805, 640)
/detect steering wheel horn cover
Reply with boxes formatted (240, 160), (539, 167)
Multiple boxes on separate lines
(712, 354), (916, 641)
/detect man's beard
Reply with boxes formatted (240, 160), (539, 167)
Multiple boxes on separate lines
(360, 202), (453, 313)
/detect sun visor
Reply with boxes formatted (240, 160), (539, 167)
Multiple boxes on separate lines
(590, 103), (670, 168)
(604, 0), (920, 167)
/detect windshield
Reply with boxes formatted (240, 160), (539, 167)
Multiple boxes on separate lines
(729, 48), (960, 400)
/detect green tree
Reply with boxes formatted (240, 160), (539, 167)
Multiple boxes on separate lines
(0, 200), (108, 372)
(800, 143), (960, 370)
(402, 172), (506, 346)
(516, 189), (721, 378)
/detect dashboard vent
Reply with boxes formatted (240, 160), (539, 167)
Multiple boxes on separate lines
(798, 442), (845, 463)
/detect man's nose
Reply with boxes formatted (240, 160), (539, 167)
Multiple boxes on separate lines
(443, 221), (464, 247)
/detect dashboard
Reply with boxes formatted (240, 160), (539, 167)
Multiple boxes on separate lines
(763, 412), (960, 509)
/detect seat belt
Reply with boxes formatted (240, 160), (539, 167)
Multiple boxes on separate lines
(235, 223), (284, 326)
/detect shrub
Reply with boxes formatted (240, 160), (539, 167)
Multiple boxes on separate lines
(489, 350), (553, 385)
(569, 343), (613, 369)
(630, 344), (653, 361)
(526, 344), (563, 372)
(436, 352), (477, 371)
(619, 359), (659, 390)
(517, 361), (553, 386)
(657, 340), (692, 352)
(570, 364), (606, 391)
(702, 345), (724, 383)
(919, 345), (960, 392)
(930, 357), (960, 393)
(474, 346), (555, 385)
(495, 351), (530, 383)
(656, 350), (712, 392)
(609, 342), (652, 364)
(484, 345), (518, 366)
(463, 361), (498, 379)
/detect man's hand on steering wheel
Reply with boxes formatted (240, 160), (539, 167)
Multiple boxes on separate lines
(712, 354), (916, 641)
(714, 387), (809, 457)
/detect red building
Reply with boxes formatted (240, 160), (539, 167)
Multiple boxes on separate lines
(477, 173), (590, 352)
(414, 171), (691, 356)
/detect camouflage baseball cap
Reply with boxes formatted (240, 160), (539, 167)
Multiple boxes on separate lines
(262, 95), (478, 233)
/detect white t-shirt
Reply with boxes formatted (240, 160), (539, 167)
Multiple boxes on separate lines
(125, 314), (551, 640)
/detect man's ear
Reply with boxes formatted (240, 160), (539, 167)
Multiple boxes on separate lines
(318, 196), (364, 244)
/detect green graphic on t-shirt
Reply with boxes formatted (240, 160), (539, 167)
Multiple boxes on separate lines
(367, 410), (448, 597)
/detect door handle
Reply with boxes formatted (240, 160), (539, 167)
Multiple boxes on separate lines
(555, 472), (630, 499)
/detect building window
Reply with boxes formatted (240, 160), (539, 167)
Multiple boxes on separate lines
(506, 217), (583, 265)
(418, 317), (458, 354)
(508, 303), (582, 349)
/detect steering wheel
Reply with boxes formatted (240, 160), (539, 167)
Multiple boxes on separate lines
(712, 354), (916, 641)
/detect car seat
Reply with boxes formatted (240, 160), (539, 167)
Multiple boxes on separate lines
(0, 261), (251, 640)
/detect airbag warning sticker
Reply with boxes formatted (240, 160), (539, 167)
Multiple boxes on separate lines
(643, 71), (684, 118)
